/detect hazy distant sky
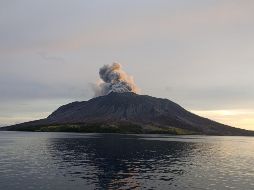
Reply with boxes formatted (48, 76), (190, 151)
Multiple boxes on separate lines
(1, 0), (254, 130)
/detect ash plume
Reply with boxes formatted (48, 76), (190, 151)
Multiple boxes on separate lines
(93, 63), (139, 97)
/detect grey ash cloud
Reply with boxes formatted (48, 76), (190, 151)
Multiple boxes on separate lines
(92, 63), (139, 97)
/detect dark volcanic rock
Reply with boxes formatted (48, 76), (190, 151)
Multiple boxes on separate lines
(2, 92), (254, 135)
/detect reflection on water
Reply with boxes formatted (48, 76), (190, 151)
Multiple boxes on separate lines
(0, 132), (254, 190)
(49, 134), (196, 189)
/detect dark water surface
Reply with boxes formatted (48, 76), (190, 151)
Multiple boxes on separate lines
(0, 132), (254, 190)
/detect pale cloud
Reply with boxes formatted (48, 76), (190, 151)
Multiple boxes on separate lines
(2, 1), (254, 54)
(0, 99), (73, 126)
(192, 109), (254, 130)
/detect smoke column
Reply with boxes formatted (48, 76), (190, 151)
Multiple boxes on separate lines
(93, 63), (139, 97)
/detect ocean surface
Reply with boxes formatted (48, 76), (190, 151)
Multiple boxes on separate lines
(0, 132), (254, 190)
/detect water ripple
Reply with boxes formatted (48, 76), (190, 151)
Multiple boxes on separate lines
(0, 132), (254, 189)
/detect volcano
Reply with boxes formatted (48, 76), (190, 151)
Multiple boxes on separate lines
(2, 92), (253, 135)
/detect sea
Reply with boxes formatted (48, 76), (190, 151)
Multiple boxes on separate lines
(0, 131), (254, 190)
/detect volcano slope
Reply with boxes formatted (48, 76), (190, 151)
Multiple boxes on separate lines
(2, 92), (253, 135)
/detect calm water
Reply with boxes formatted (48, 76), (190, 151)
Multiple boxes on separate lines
(0, 132), (254, 190)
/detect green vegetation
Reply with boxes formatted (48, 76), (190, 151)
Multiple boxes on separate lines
(146, 127), (197, 135)
(37, 123), (143, 133)
(9, 123), (197, 135)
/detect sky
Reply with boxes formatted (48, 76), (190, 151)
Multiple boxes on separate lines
(1, 0), (254, 130)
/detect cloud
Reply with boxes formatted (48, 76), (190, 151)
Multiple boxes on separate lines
(0, 75), (89, 101)
(163, 85), (254, 110)
(38, 52), (65, 64)
(1, 0), (254, 54)
(192, 109), (254, 130)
